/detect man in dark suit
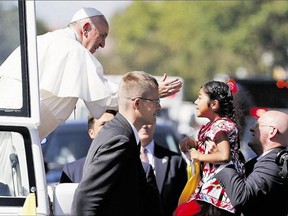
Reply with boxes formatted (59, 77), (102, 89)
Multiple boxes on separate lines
(139, 123), (187, 216)
(60, 111), (158, 188)
(215, 110), (288, 216)
(60, 111), (116, 183)
(59, 112), (161, 210)
(72, 71), (162, 216)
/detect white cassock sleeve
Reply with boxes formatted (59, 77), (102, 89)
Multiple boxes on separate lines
(36, 31), (118, 138)
(37, 31), (117, 103)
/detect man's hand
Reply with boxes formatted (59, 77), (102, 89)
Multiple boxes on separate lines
(158, 73), (183, 98)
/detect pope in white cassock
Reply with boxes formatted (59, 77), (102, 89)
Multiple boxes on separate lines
(0, 8), (119, 193)
(0, 7), (182, 194)
(0, 8), (118, 140)
(0, 7), (183, 140)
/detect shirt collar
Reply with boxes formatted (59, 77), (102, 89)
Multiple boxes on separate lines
(257, 149), (274, 161)
(145, 140), (155, 155)
(126, 119), (140, 146)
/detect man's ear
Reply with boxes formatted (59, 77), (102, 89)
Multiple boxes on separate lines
(269, 127), (279, 138)
(82, 22), (91, 36)
(88, 128), (94, 139)
(132, 98), (140, 109)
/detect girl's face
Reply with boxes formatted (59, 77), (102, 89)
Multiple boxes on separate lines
(194, 87), (211, 118)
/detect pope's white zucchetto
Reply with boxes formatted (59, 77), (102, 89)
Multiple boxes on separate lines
(70, 7), (103, 23)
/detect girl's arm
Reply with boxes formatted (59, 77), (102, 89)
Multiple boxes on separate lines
(190, 131), (230, 164)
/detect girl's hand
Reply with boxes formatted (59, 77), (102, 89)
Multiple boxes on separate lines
(189, 148), (201, 160)
(179, 137), (197, 153)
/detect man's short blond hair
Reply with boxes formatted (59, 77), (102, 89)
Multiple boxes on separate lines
(118, 71), (158, 101)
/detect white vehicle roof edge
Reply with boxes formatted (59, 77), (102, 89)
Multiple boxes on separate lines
(26, 0), (40, 126)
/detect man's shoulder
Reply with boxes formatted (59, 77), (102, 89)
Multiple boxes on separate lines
(101, 114), (133, 135)
(91, 116), (135, 147)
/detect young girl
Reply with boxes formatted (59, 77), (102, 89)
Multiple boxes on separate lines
(175, 80), (244, 216)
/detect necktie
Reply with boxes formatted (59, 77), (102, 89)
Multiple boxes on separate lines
(140, 146), (149, 163)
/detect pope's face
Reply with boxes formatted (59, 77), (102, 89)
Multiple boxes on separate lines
(82, 17), (109, 54)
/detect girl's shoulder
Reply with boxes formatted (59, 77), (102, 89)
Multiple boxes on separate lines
(210, 117), (237, 134)
(213, 117), (236, 127)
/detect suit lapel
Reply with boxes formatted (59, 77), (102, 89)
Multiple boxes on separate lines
(154, 144), (169, 193)
(115, 113), (147, 189)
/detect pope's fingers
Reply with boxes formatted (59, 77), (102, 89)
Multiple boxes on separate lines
(167, 78), (181, 86)
(160, 73), (167, 82)
(165, 81), (182, 96)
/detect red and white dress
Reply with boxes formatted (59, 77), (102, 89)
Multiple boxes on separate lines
(189, 117), (244, 213)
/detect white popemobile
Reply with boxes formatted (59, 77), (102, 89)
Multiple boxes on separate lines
(0, 1), (50, 215)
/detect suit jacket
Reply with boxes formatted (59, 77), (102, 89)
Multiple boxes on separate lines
(154, 143), (187, 216)
(215, 147), (288, 216)
(61, 140), (162, 215)
(71, 113), (148, 216)
(142, 162), (163, 216)
(60, 158), (159, 187)
(60, 157), (86, 183)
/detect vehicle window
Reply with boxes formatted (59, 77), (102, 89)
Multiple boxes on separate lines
(0, 132), (29, 197)
(0, 1), (31, 116)
(44, 128), (91, 166)
(0, 2), (20, 65)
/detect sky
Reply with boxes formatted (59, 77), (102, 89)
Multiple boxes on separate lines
(35, 1), (132, 29)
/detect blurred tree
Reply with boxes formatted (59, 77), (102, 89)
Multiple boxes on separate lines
(105, 0), (288, 101)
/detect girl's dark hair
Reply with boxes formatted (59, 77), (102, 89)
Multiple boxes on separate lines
(202, 81), (235, 123)
(203, 81), (248, 162)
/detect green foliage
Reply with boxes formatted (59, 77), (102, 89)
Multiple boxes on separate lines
(106, 0), (288, 101)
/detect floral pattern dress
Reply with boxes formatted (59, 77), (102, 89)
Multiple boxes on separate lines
(189, 117), (244, 213)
